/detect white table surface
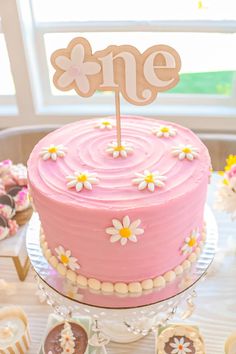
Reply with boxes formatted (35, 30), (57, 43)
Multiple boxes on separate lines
(0, 221), (29, 257)
(0, 174), (235, 354)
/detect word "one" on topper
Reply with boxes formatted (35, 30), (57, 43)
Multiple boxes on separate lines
(51, 37), (181, 106)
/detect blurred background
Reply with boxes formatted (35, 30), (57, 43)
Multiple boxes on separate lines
(0, 0), (235, 167)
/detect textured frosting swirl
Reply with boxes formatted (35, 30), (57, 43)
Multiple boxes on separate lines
(28, 116), (210, 210)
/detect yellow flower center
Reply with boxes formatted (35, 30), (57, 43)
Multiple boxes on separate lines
(182, 147), (191, 154)
(223, 178), (229, 185)
(60, 254), (69, 264)
(145, 174), (154, 183)
(114, 145), (125, 151)
(188, 238), (197, 247)
(102, 121), (110, 126)
(119, 227), (131, 238)
(160, 127), (169, 133)
(178, 344), (183, 350)
(77, 174), (87, 182)
(48, 146), (57, 153)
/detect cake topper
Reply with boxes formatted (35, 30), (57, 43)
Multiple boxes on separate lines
(51, 37), (181, 149)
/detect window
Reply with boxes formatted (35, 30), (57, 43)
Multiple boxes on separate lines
(0, 34), (15, 96)
(0, 18), (16, 112)
(0, 0), (236, 130)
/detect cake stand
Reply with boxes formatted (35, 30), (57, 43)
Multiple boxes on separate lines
(26, 206), (218, 351)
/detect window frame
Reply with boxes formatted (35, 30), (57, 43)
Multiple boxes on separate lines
(0, 0), (236, 131)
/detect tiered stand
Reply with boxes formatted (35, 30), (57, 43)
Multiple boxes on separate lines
(26, 206), (218, 353)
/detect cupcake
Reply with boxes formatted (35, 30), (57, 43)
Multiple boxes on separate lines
(157, 325), (205, 354)
(7, 186), (33, 226)
(43, 321), (88, 354)
(0, 306), (30, 353)
(8, 186), (30, 212)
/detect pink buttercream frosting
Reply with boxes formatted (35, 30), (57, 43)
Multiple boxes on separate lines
(28, 116), (211, 283)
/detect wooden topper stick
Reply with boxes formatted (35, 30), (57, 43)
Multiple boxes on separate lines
(115, 91), (122, 147)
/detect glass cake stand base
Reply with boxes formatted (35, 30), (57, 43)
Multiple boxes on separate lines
(26, 206), (218, 348)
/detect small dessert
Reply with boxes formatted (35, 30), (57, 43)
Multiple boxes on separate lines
(0, 306), (30, 353)
(0, 159), (33, 227)
(43, 321), (88, 354)
(13, 207), (33, 227)
(225, 332), (236, 354)
(8, 186), (30, 212)
(157, 324), (205, 354)
(8, 186), (33, 226)
(0, 194), (15, 219)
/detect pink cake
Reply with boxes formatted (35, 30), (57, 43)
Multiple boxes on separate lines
(27, 116), (211, 294)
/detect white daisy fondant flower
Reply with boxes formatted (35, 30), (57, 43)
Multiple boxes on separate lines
(181, 228), (200, 255)
(106, 141), (133, 158)
(152, 125), (177, 138)
(169, 336), (191, 354)
(132, 170), (167, 192)
(95, 119), (113, 130)
(66, 170), (99, 192)
(55, 246), (80, 271)
(54, 43), (101, 94)
(40, 144), (67, 161)
(172, 144), (199, 161)
(106, 216), (144, 246)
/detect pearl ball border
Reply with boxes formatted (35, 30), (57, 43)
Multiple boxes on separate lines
(40, 225), (206, 295)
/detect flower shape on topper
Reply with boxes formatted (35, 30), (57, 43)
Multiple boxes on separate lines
(152, 125), (177, 138)
(132, 170), (167, 192)
(172, 144), (199, 161)
(66, 170), (99, 192)
(51, 38), (101, 96)
(106, 215), (144, 246)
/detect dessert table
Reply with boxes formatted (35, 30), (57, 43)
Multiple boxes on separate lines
(0, 173), (235, 354)
(0, 222), (30, 281)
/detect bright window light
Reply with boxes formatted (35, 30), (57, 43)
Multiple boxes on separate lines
(0, 34), (15, 95)
(32, 0), (236, 22)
